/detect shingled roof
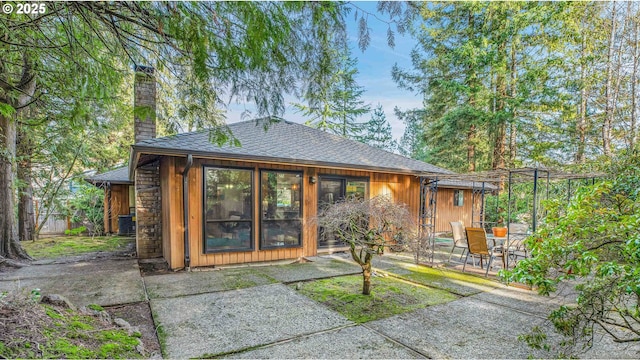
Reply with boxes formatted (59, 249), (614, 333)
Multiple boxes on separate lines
(133, 118), (454, 173)
(85, 166), (132, 185)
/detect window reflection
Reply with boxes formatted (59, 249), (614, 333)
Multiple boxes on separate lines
(318, 177), (369, 249)
(261, 171), (302, 248)
(204, 167), (253, 252)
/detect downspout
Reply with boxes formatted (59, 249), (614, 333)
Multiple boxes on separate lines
(182, 154), (193, 270)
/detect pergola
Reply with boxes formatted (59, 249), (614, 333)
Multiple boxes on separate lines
(417, 167), (605, 267)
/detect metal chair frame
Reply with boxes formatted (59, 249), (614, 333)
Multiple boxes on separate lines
(464, 227), (505, 277)
(448, 221), (469, 262)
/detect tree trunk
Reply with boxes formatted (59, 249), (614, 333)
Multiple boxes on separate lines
(493, 81), (507, 169)
(467, 124), (476, 172)
(17, 127), (36, 241)
(576, 26), (588, 163)
(466, 11), (476, 173)
(603, 2), (617, 157)
(631, 8), (639, 150)
(492, 35), (507, 171)
(0, 54), (36, 261)
(0, 114), (30, 260)
(361, 260), (372, 295)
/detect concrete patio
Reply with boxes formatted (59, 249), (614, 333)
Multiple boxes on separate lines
(1, 252), (637, 358)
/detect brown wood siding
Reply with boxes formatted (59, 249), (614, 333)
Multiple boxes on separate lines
(186, 159), (307, 268)
(160, 156), (470, 269)
(105, 184), (130, 234)
(370, 173), (421, 223)
(302, 167), (318, 257)
(434, 188), (475, 232)
(160, 157), (184, 269)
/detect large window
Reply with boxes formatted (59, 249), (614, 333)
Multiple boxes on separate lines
(261, 171), (302, 249)
(204, 167), (253, 252)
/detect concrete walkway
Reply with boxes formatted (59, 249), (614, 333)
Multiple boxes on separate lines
(1, 254), (637, 359)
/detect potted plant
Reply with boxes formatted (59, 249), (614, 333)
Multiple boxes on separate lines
(492, 212), (507, 237)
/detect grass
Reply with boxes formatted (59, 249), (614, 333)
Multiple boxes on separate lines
(294, 274), (457, 323)
(22, 236), (134, 259)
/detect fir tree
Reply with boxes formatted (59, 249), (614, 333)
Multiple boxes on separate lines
(396, 107), (427, 160)
(359, 104), (396, 152)
(294, 50), (370, 139)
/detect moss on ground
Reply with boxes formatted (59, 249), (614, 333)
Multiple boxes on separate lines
(22, 236), (134, 259)
(220, 269), (277, 290)
(294, 274), (457, 323)
(155, 324), (168, 357)
(0, 291), (144, 359)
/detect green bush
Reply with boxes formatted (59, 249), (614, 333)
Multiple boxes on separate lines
(64, 226), (87, 236)
(502, 151), (640, 352)
(61, 184), (104, 236)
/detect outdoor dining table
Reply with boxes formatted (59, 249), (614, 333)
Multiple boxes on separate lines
(485, 233), (507, 248)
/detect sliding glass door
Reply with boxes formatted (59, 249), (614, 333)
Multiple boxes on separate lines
(317, 176), (369, 249)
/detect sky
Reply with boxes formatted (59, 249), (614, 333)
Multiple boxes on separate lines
(225, 2), (423, 142)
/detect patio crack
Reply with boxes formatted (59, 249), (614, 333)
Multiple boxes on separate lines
(198, 323), (360, 359)
(360, 323), (434, 359)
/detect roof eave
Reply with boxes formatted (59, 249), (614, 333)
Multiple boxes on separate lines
(131, 144), (445, 177)
(128, 145), (139, 181)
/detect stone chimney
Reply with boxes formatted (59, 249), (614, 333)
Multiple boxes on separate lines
(134, 65), (156, 142)
(133, 65), (162, 259)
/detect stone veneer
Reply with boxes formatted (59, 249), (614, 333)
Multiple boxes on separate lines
(133, 66), (161, 258)
(134, 67), (156, 143)
(135, 161), (162, 258)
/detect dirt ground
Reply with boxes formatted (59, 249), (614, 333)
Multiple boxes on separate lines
(106, 302), (162, 356)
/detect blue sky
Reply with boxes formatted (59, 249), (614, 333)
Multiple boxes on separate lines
(226, 2), (423, 141)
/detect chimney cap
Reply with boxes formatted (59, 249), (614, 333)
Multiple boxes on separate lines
(134, 64), (155, 75)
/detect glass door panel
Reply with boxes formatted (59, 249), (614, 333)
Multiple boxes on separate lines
(346, 181), (368, 200)
(318, 178), (346, 249)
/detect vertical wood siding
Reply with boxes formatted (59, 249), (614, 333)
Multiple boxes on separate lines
(160, 157), (184, 268)
(104, 184), (130, 234)
(434, 188), (476, 232)
(160, 156), (471, 269)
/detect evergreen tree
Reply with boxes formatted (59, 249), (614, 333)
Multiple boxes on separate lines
(294, 50), (370, 139)
(359, 104), (396, 152)
(332, 56), (371, 138)
(0, 2), (355, 263)
(396, 107), (427, 160)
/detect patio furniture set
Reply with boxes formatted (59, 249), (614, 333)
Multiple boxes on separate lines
(448, 221), (530, 276)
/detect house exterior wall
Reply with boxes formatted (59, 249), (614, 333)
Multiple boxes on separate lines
(103, 184), (130, 234)
(160, 157), (183, 267)
(434, 188), (477, 232)
(159, 156), (427, 270)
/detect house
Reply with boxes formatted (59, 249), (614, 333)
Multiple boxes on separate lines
(85, 166), (133, 235)
(87, 66), (486, 270)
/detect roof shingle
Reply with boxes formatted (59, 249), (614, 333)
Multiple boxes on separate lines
(134, 119), (454, 176)
(85, 166), (132, 184)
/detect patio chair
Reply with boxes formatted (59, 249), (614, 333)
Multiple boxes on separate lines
(505, 223), (530, 266)
(448, 221), (469, 262)
(464, 227), (506, 277)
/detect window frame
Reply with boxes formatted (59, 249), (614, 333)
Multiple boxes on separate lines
(202, 165), (254, 254)
(454, 189), (464, 207)
(317, 175), (370, 249)
(317, 175), (370, 203)
(259, 169), (304, 250)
